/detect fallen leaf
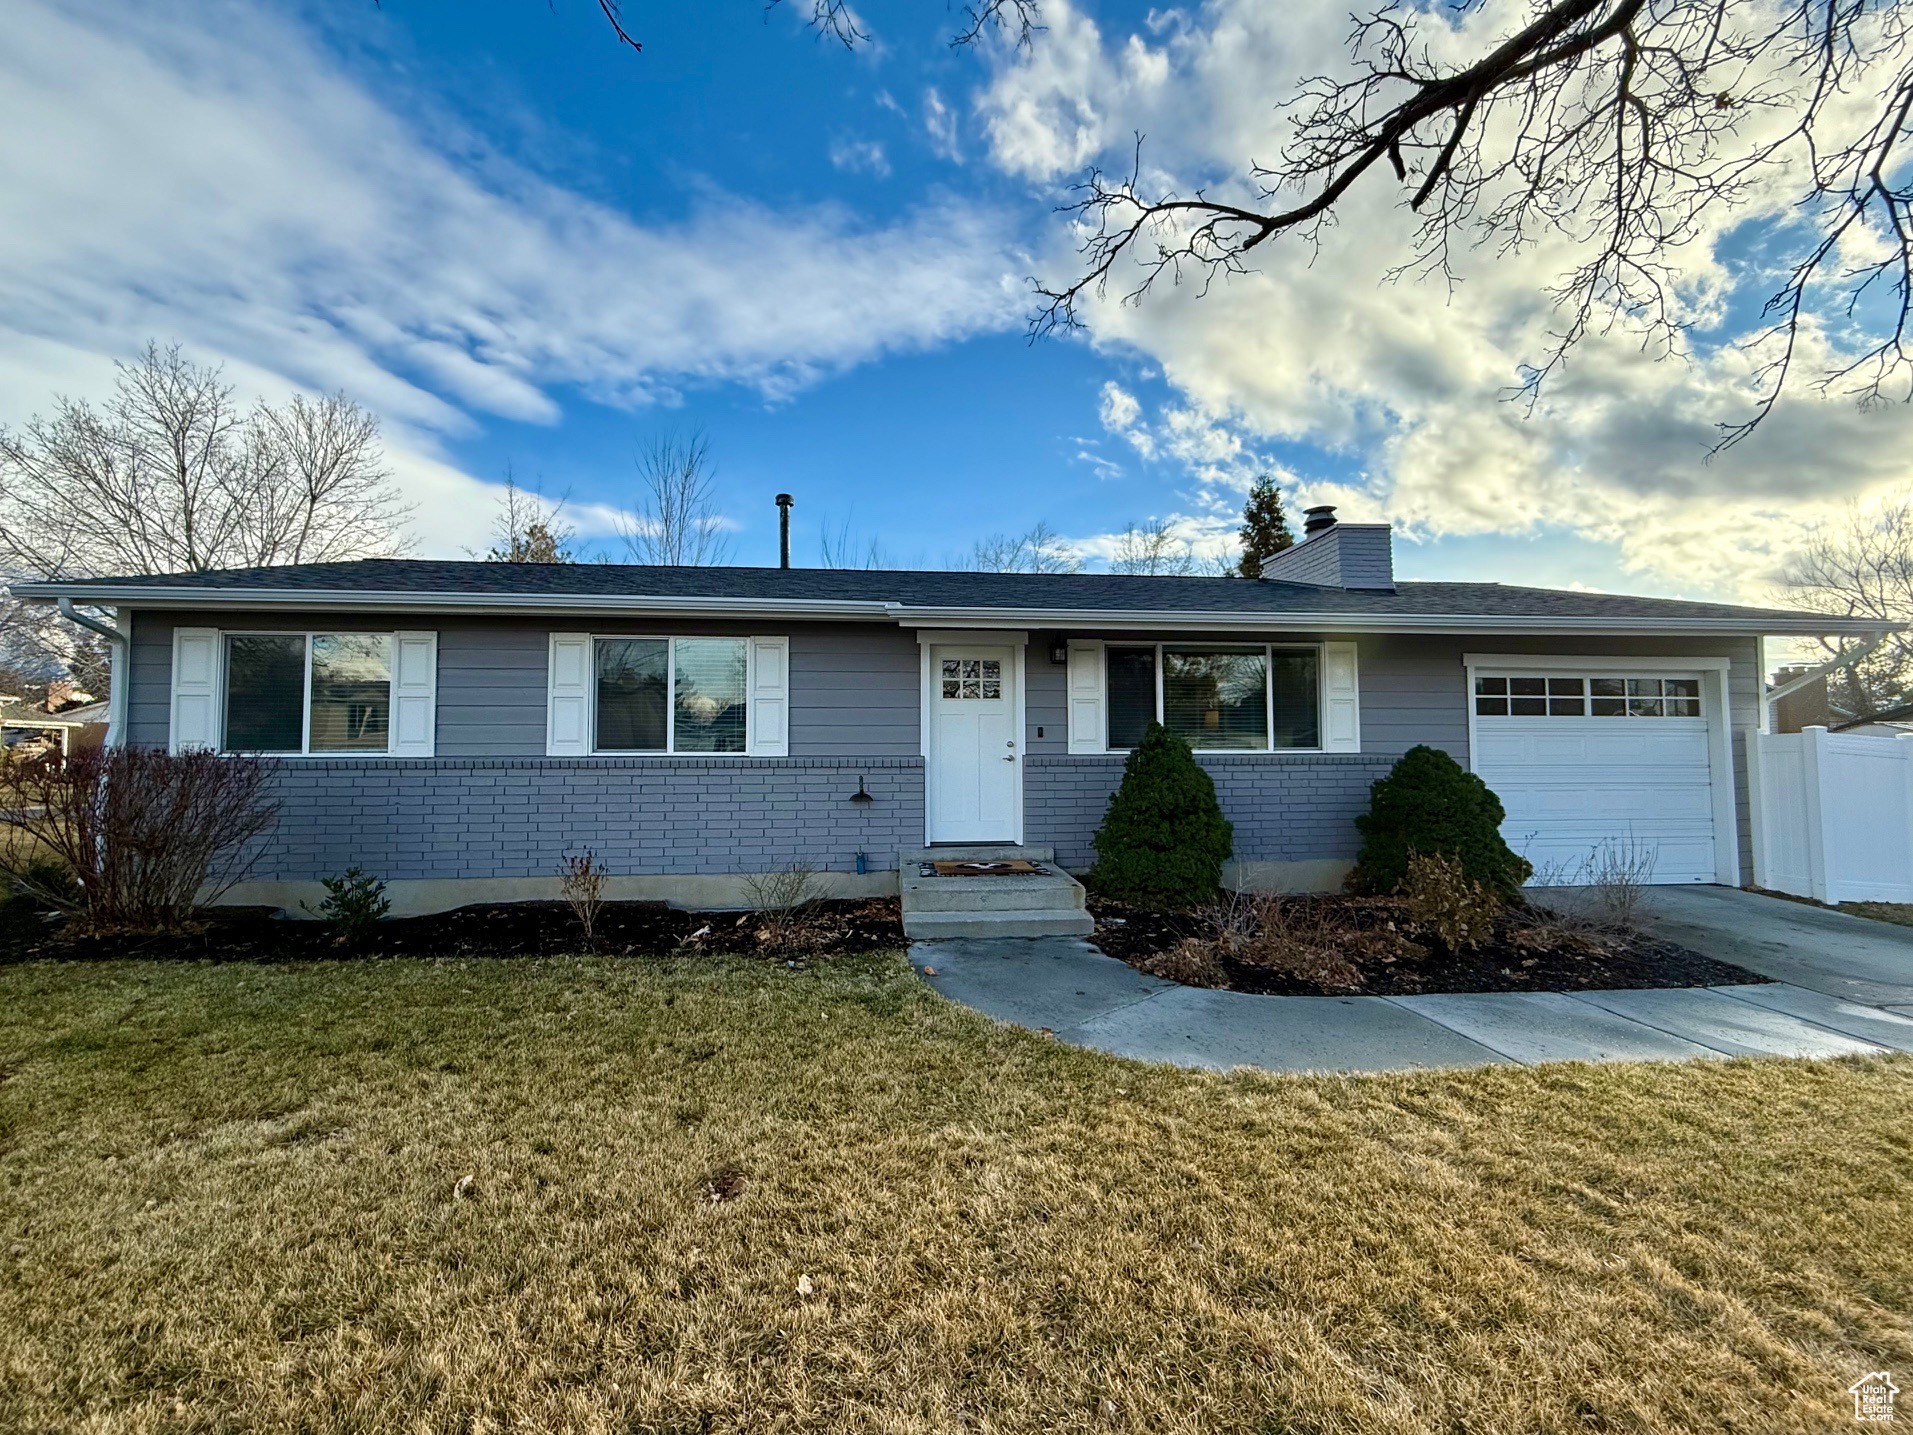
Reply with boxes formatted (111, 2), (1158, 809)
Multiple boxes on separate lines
(922, 965), (938, 976)
(1039, 1028), (1056, 1039)
(452, 1174), (475, 1201)
(796, 1273), (814, 1297)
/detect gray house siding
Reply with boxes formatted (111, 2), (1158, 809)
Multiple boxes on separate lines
(256, 758), (922, 884)
(121, 611), (1761, 887)
(1025, 632), (1761, 881)
(125, 610), (924, 882)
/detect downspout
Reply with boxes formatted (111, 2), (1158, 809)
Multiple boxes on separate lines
(1763, 633), (1888, 729)
(57, 597), (127, 749)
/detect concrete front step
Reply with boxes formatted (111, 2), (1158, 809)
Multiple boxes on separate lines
(899, 845), (1093, 939)
(902, 871), (1086, 913)
(904, 908), (1096, 939)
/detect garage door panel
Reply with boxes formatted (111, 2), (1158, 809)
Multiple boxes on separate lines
(1473, 698), (1717, 886)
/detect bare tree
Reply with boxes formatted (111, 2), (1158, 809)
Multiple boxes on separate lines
(1780, 493), (1913, 714)
(481, 474), (577, 563)
(0, 342), (412, 577)
(819, 517), (892, 569)
(1109, 518), (1201, 576)
(0, 342), (413, 690)
(969, 520), (1082, 573)
(619, 432), (733, 566)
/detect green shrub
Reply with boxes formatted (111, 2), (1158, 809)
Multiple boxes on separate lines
(1091, 722), (1233, 909)
(311, 867), (390, 941)
(1348, 745), (1532, 898)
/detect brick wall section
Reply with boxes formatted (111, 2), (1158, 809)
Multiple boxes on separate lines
(1026, 754), (1393, 869)
(249, 757), (924, 881)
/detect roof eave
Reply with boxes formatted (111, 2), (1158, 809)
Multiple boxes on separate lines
(9, 582), (1892, 638)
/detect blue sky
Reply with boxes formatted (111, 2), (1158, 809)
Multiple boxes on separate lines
(1, 0), (1908, 594)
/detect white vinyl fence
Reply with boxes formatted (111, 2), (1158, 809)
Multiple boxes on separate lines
(1754, 726), (1913, 904)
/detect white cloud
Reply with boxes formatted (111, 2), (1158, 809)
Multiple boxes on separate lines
(977, 0), (1913, 602)
(829, 137), (891, 176)
(0, 0), (1024, 552)
(924, 88), (963, 162)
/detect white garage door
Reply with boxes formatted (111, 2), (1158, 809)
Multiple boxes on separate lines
(1471, 671), (1716, 885)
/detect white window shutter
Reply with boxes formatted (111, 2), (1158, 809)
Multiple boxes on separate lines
(1321, 641), (1361, 752)
(748, 636), (790, 756)
(390, 631), (438, 756)
(1066, 640), (1105, 754)
(547, 633), (592, 756)
(170, 627), (221, 752)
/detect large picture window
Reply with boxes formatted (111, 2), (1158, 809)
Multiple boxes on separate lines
(593, 636), (749, 754)
(221, 632), (393, 754)
(1104, 644), (1321, 751)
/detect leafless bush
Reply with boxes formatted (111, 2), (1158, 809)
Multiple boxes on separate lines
(742, 864), (820, 953)
(1400, 852), (1502, 955)
(1136, 936), (1229, 989)
(1578, 839), (1658, 931)
(559, 848), (607, 946)
(1196, 891), (1366, 991)
(0, 746), (279, 931)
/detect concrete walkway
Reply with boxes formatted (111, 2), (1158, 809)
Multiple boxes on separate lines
(910, 887), (1913, 1072)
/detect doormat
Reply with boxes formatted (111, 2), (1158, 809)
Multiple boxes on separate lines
(926, 859), (1046, 877)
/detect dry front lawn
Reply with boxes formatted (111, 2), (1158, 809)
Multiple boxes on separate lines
(1, 952), (1908, 1432)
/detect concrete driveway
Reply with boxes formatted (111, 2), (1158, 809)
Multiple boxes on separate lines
(1637, 885), (1913, 1009)
(910, 887), (1913, 1072)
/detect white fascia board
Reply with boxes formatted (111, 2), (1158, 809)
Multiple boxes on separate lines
(890, 607), (1898, 637)
(6, 582), (1897, 638)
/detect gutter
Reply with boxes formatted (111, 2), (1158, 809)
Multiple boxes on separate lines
(10, 582), (1899, 639)
(56, 597), (127, 749)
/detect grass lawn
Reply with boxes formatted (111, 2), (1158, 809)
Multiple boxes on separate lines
(1, 952), (1909, 1432)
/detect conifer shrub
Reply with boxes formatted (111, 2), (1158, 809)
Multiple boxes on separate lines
(1348, 744), (1532, 898)
(1091, 722), (1233, 909)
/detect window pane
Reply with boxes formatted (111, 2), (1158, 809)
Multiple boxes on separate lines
(1271, 649), (1319, 749)
(674, 638), (747, 753)
(1590, 677), (1625, 698)
(596, 639), (668, 751)
(309, 635), (391, 752)
(1666, 697), (1701, 717)
(1510, 677), (1546, 696)
(1476, 697), (1509, 716)
(1474, 676), (1508, 696)
(1163, 648), (1267, 750)
(224, 635), (305, 752)
(1549, 696), (1586, 716)
(1548, 678), (1584, 696)
(1106, 648), (1156, 749)
(1591, 696), (1627, 716)
(1510, 696), (1547, 716)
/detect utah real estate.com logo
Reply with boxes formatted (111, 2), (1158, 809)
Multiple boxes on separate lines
(1850, 1372), (1899, 1423)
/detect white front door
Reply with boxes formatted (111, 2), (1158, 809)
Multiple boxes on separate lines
(927, 645), (1020, 843)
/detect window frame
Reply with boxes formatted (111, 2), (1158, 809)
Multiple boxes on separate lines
(1100, 641), (1327, 754)
(588, 634), (752, 757)
(218, 629), (399, 757)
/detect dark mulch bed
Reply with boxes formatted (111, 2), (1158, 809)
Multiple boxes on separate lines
(1088, 894), (1770, 997)
(0, 897), (906, 964)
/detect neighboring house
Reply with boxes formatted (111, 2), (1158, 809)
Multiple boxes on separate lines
(0, 700), (110, 755)
(11, 513), (1891, 914)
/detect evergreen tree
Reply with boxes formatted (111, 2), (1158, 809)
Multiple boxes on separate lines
(1091, 723), (1234, 909)
(1348, 745), (1533, 898)
(1236, 475), (1295, 579)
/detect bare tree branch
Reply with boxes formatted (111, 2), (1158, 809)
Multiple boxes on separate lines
(1030, 0), (1913, 445)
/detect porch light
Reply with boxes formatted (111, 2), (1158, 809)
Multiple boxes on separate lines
(1049, 638), (1069, 665)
